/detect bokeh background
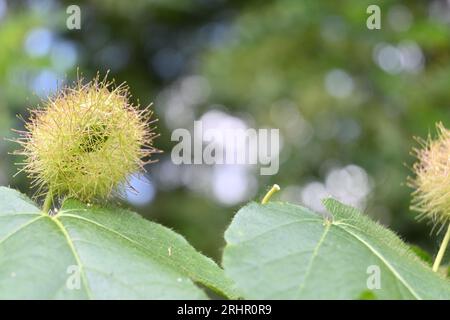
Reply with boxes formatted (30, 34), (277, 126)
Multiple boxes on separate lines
(1, 0), (450, 263)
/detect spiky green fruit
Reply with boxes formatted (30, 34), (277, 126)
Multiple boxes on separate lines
(14, 75), (158, 203)
(410, 122), (450, 227)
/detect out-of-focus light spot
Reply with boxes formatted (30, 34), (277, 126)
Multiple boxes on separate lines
(212, 165), (255, 206)
(153, 158), (183, 190)
(398, 41), (424, 73)
(24, 28), (53, 58)
(373, 42), (424, 74)
(51, 40), (77, 71)
(157, 162), (257, 207)
(156, 106), (259, 206)
(373, 44), (403, 74)
(388, 5), (413, 32)
(157, 88), (195, 130)
(181, 165), (212, 194)
(199, 109), (247, 134)
(180, 75), (211, 106)
(325, 165), (371, 209)
(156, 75), (210, 130)
(324, 69), (354, 98)
(199, 22), (235, 48)
(429, 0), (450, 24)
(299, 165), (372, 213)
(198, 109), (248, 152)
(26, 0), (56, 13)
(300, 182), (329, 213)
(0, 0), (7, 21)
(31, 70), (59, 97)
(211, 23), (234, 46)
(280, 185), (303, 203)
(152, 48), (184, 80)
(124, 174), (155, 206)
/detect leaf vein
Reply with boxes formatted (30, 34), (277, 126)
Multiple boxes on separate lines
(50, 216), (94, 300)
(0, 215), (44, 246)
(333, 222), (421, 300)
(59, 213), (226, 298)
(296, 222), (331, 298)
(233, 218), (322, 245)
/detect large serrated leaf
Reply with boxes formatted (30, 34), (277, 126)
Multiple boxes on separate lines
(223, 199), (450, 299)
(0, 187), (236, 299)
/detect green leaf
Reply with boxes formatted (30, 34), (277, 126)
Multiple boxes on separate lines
(223, 199), (450, 299)
(409, 245), (433, 266)
(0, 187), (236, 299)
(357, 290), (377, 300)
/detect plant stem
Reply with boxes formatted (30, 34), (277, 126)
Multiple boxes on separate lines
(42, 189), (53, 214)
(432, 223), (450, 272)
(261, 184), (280, 204)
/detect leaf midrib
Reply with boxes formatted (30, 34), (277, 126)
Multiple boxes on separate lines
(0, 208), (232, 299)
(0, 214), (43, 246)
(240, 213), (422, 299)
(51, 216), (94, 299)
(0, 212), (94, 299)
(296, 222), (331, 298)
(58, 212), (230, 298)
(333, 222), (421, 300)
(229, 218), (322, 245)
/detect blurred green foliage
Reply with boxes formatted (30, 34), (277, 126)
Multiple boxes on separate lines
(1, 0), (450, 265)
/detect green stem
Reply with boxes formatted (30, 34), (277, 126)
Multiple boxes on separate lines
(432, 223), (450, 272)
(261, 184), (280, 204)
(42, 189), (54, 214)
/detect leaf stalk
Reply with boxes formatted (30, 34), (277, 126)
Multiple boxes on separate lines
(261, 184), (280, 204)
(432, 222), (450, 272)
(42, 188), (53, 214)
